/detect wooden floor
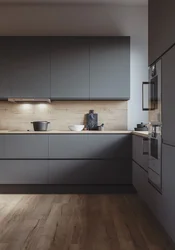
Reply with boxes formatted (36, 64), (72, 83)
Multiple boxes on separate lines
(0, 194), (174, 250)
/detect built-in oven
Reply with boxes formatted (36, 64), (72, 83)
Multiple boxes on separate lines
(143, 59), (162, 193)
(148, 123), (162, 192)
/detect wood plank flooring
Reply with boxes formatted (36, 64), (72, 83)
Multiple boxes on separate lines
(0, 194), (174, 250)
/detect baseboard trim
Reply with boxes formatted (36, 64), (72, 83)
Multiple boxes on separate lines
(0, 184), (136, 194)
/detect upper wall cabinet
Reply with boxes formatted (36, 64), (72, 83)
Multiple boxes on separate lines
(0, 37), (50, 99)
(149, 0), (175, 65)
(89, 37), (130, 100)
(0, 36), (130, 101)
(51, 38), (90, 100)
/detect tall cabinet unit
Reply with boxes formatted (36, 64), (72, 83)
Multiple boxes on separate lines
(149, 0), (175, 65)
(162, 45), (175, 146)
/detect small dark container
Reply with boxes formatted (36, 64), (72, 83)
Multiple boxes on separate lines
(31, 121), (50, 131)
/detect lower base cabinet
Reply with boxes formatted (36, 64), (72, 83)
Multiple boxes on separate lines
(132, 161), (149, 203)
(49, 160), (132, 184)
(0, 160), (48, 184)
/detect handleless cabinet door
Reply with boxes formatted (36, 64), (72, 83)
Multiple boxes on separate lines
(49, 135), (89, 159)
(0, 160), (48, 184)
(132, 135), (148, 171)
(51, 38), (90, 100)
(149, 0), (175, 65)
(0, 37), (50, 99)
(87, 134), (132, 159)
(162, 46), (175, 146)
(90, 37), (130, 100)
(5, 135), (49, 159)
(49, 159), (131, 184)
(0, 135), (5, 158)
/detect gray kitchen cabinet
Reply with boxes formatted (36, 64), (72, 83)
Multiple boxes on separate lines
(51, 38), (90, 100)
(162, 45), (175, 146)
(89, 37), (130, 100)
(49, 134), (131, 159)
(49, 134), (89, 159)
(0, 48), (11, 98)
(149, 0), (175, 65)
(88, 134), (132, 159)
(0, 160), (48, 184)
(132, 161), (149, 202)
(0, 136), (5, 158)
(132, 135), (149, 171)
(161, 143), (175, 241)
(0, 37), (50, 99)
(5, 135), (49, 159)
(49, 159), (132, 184)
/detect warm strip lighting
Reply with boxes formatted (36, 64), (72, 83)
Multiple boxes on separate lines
(20, 103), (32, 110)
(37, 103), (48, 109)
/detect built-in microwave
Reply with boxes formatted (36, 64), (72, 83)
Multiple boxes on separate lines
(142, 61), (161, 113)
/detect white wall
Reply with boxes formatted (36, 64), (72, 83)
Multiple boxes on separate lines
(0, 4), (148, 129)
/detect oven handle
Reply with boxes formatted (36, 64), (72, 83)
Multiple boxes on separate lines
(142, 138), (149, 155)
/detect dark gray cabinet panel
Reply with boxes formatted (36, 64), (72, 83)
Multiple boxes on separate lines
(0, 160), (48, 184)
(51, 38), (90, 100)
(0, 37), (50, 99)
(132, 161), (149, 202)
(162, 144), (175, 242)
(149, 0), (175, 65)
(89, 37), (130, 100)
(0, 136), (5, 158)
(49, 134), (131, 159)
(162, 46), (175, 146)
(0, 49), (11, 98)
(5, 135), (49, 159)
(49, 135), (89, 159)
(49, 159), (131, 184)
(132, 135), (148, 171)
(88, 134), (131, 159)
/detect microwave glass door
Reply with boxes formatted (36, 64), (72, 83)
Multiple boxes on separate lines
(151, 138), (158, 159)
(150, 76), (158, 110)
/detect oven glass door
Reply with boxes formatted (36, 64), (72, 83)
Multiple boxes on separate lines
(149, 76), (158, 110)
(150, 138), (158, 159)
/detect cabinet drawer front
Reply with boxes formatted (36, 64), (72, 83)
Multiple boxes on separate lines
(132, 161), (149, 201)
(0, 160), (48, 184)
(132, 135), (149, 171)
(49, 159), (132, 185)
(88, 135), (132, 159)
(0, 135), (5, 158)
(5, 135), (49, 159)
(49, 135), (89, 159)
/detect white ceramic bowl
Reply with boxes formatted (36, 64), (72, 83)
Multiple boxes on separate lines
(68, 125), (84, 131)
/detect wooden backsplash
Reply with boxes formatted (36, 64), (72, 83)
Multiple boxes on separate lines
(0, 101), (127, 131)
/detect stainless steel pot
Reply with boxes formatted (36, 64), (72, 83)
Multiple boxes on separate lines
(31, 121), (50, 131)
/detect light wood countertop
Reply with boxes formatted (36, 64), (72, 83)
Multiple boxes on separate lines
(132, 131), (149, 138)
(0, 130), (149, 137)
(0, 130), (132, 134)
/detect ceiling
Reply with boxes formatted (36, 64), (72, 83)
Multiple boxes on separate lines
(0, 0), (148, 5)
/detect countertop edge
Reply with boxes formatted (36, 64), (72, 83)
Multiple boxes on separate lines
(132, 131), (149, 138)
(0, 130), (149, 137)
